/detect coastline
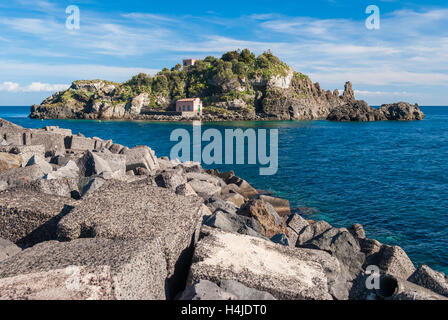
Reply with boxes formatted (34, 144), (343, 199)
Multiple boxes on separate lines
(1, 117), (447, 300)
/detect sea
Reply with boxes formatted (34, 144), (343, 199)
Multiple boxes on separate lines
(1, 106), (447, 274)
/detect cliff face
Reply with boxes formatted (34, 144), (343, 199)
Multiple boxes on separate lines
(30, 50), (357, 121)
(261, 77), (355, 120)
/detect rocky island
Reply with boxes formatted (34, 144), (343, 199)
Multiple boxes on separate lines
(30, 50), (424, 122)
(1, 117), (446, 300)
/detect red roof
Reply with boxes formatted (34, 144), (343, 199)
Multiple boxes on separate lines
(177, 98), (200, 102)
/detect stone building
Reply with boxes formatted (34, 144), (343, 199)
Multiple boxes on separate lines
(176, 98), (202, 115)
(182, 59), (197, 67)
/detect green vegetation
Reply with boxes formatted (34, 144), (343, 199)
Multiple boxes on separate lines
(41, 49), (310, 115)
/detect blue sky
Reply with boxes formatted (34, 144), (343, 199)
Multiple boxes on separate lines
(0, 0), (447, 105)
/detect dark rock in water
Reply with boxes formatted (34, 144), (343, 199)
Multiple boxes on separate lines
(56, 179), (209, 298)
(293, 207), (319, 216)
(0, 187), (75, 248)
(0, 238), (168, 300)
(378, 102), (425, 121)
(408, 265), (448, 297)
(327, 100), (424, 122)
(270, 233), (289, 246)
(327, 100), (382, 122)
(0, 238), (21, 262)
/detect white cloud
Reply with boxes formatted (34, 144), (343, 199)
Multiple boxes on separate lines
(0, 82), (20, 92)
(354, 90), (411, 96)
(0, 60), (159, 82)
(122, 13), (176, 23)
(0, 81), (69, 92)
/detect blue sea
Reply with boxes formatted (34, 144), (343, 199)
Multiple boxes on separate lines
(1, 106), (447, 274)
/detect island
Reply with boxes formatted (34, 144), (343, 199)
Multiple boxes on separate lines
(30, 50), (424, 122)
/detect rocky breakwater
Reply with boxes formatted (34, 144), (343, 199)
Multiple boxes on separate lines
(0, 118), (446, 300)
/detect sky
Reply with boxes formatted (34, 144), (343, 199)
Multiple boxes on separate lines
(0, 0), (447, 106)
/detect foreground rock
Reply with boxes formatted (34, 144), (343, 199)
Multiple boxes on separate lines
(0, 187), (75, 248)
(179, 279), (276, 300)
(378, 275), (447, 300)
(0, 238), (167, 300)
(188, 226), (344, 300)
(302, 227), (365, 281)
(56, 179), (209, 298)
(375, 245), (416, 279)
(408, 265), (448, 297)
(0, 153), (21, 171)
(0, 165), (45, 191)
(0, 239), (21, 262)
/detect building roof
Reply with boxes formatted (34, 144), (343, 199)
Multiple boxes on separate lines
(177, 98), (200, 102)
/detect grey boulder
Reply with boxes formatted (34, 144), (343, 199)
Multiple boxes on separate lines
(203, 209), (262, 238)
(45, 160), (79, 180)
(302, 227), (365, 281)
(0, 238), (21, 262)
(121, 146), (159, 172)
(56, 180), (209, 298)
(26, 155), (53, 175)
(0, 238), (167, 300)
(179, 279), (276, 300)
(408, 265), (448, 297)
(0, 187), (75, 248)
(0, 164), (45, 190)
(188, 226), (343, 300)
